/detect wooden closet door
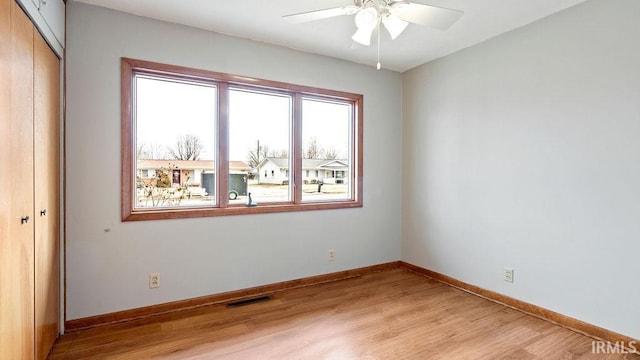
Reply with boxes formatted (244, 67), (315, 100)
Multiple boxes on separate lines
(0, 1), (35, 359)
(34, 28), (61, 360)
(0, 1), (12, 356)
(0, 0), (9, 281)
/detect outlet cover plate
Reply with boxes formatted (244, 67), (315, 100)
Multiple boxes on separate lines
(504, 268), (514, 283)
(149, 273), (160, 288)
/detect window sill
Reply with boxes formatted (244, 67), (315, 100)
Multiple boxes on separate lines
(122, 200), (363, 222)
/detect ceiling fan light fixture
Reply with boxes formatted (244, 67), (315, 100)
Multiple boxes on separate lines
(352, 7), (378, 45)
(382, 15), (408, 40)
(354, 6), (378, 29)
(352, 26), (375, 46)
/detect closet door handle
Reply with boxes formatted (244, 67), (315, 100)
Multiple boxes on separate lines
(40, 209), (47, 216)
(21, 216), (30, 224)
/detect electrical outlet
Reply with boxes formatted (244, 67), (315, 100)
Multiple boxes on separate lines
(328, 250), (335, 261)
(504, 268), (514, 283)
(149, 273), (160, 288)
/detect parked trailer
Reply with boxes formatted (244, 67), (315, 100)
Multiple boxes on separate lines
(201, 173), (248, 200)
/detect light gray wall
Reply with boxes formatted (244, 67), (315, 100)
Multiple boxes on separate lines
(402, 0), (640, 339)
(65, 2), (402, 320)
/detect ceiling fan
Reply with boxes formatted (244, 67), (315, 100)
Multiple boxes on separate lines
(283, 0), (464, 68)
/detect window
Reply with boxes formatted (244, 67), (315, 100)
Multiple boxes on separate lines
(122, 58), (363, 221)
(301, 98), (352, 201)
(132, 74), (217, 210)
(229, 89), (291, 203)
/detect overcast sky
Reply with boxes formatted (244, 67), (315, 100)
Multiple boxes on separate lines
(136, 76), (351, 163)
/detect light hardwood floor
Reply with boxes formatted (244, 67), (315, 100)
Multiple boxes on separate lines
(50, 269), (638, 359)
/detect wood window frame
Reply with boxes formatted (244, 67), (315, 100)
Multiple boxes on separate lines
(121, 58), (363, 221)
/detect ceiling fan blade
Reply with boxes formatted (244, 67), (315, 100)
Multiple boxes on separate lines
(283, 6), (359, 24)
(390, 2), (463, 30)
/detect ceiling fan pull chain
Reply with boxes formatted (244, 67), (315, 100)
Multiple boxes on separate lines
(376, 19), (381, 70)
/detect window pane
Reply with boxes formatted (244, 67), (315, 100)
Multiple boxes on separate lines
(134, 76), (217, 209)
(301, 98), (352, 202)
(228, 89), (292, 204)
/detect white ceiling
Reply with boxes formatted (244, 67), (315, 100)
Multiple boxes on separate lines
(73, 0), (589, 72)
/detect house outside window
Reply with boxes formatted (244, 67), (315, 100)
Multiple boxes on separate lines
(121, 58), (363, 221)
